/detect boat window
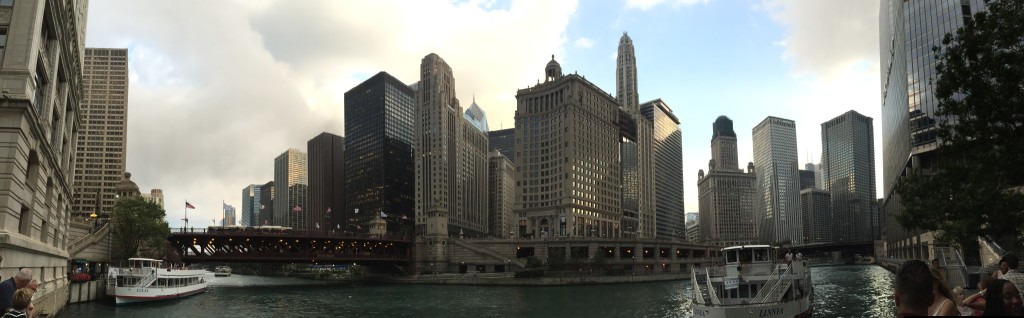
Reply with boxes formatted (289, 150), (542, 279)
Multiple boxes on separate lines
(750, 284), (758, 296)
(739, 249), (753, 263)
(755, 249), (768, 262)
(739, 284), (751, 298)
(727, 250), (737, 263)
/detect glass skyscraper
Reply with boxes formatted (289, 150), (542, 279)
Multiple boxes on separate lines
(241, 184), (261, 226)
(487, 128), (515, 163)
(752, 117), (802, 245)
(274, 149), (308, 229)
(879, 0), (989, 258)
(345, 71), (415, 234)
(641, 99), (684, 241)
(308, 132), (345, 231)
(821, 110), (876, 243)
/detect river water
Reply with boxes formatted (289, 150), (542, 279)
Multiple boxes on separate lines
(58, 265), (894, 318)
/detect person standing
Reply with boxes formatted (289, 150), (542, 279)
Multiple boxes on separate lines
(0, 289), (33, 318)
(981, 279), (1023, 316)
(928, 269), (958, 316)
(1000, 255), (1024, 294)
(894, 260), (935, 317)
(993, 258), (1009, 279)
(0, 269), (32, 311)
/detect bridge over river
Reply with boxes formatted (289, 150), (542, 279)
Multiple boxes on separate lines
(167, 227), (414, 265)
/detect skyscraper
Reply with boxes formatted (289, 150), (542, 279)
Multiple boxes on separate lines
(222, 203), (236, 226)
(488, 151), (516, 238)
(141, 189), (164, 210)
(464, 98), (489, 133)
(800, 188), (832, 243)
(345, 71), (415, 234)
(258, 181), (274, 226)
(617, 32), (656, 238)
(821, 110), (876, 243)
(73, 48), (129, 219)
(487, 128), (515, 163)
(799, 170), (816, 190)
(307, 132), (345, 231)
(461, 106), (491, 236)
(698, 116), (758, 246)
(514, 56), (623, 238)
(641, 99), (684, 240)
(0, 0), (89, 313)
(241, 184), (260, 227)
(752, 116), (802, 245)
(273, 149), (308, 228)
(880, 0), (990, 258)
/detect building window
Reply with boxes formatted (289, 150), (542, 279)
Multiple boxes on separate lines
(0, 29), (6, 66)
(0, 0), (11, 6)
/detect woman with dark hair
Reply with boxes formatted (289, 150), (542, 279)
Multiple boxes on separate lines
(982, 279), (1022, 316)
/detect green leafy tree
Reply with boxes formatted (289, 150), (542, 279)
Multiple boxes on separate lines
(896, 0), (1024, 249)
(111, 196), (170, 260)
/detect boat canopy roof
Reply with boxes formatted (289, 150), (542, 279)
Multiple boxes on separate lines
(721, 245), (772, 251)
(128, 258), (161, 262)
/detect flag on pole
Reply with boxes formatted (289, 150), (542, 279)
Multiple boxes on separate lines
(293, 205), (302, 213)
(186, 201), (196, 209)
(223, 201), (229, 210)
(380, 211), (388, 218)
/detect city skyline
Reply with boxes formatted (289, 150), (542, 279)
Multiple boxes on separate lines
(83, 0), (883, 228)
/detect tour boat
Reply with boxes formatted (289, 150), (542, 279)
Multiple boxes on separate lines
(691, 245), (813, 318)
(215, 266), (232, 277)
(107, 258), (208, 304)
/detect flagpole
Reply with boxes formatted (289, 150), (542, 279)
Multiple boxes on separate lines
(184, 199), (189, 231)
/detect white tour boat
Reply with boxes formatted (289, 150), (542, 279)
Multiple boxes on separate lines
(215, 266), (232, 277)
(691, 245), (812, 318)
(107, 258), (208, 304)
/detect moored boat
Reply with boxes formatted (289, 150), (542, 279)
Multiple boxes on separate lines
(107, 258), (208, 304)
(215, 266), (232, 277)
(691, 245), (813, 318)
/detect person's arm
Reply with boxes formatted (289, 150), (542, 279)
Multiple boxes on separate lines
(964, 291), (986, 311)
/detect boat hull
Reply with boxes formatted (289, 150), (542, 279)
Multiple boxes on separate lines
(112, 282), (208, 304)
(693, 297), (812, 318)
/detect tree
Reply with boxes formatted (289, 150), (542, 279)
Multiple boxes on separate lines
(896, 0), (1024, 249)
(111, 196), (170, 260)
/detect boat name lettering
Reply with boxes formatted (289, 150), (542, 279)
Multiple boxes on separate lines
(134, 288), (149, 293)
(759, 308), (783, 317)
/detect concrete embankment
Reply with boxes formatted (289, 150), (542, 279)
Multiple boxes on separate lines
(68, 279), (107, 304)
(352, 272), (692, 286)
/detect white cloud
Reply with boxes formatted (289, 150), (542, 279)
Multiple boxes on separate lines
(85, 0), (579, 227)
(574, 37), (594, 49)
(762, 0), (880, 79)
(625, 0), (708, 11)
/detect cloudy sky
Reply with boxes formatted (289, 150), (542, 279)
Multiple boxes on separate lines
(84, 0), (881, 228)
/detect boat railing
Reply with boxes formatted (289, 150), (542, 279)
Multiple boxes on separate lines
(691, 268), (706, 305)
(138, 270), (158, 288)
(705, 268), (721, 305)
(750, 264), (789, 304)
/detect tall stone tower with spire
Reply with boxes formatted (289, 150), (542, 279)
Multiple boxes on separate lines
(415, 53), (459, 270)
(617, 32), (657, 238)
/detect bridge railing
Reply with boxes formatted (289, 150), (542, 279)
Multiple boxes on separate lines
(169, 227), (413, 242)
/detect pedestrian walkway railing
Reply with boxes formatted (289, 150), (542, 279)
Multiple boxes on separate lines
(935, 246), (969, 289)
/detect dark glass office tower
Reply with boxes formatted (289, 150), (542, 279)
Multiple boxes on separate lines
(487, 128), (516, 163)
(258, 181), (274, 226)
(821, 110), (875, 243)
(641, 99), (684, 241)
(308, 132), (345, 231)
(345, 71), (416, 234)
(879, 0), (989, 258)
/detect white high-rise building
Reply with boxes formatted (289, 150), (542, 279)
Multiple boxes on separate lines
(752, 116), (803, 245)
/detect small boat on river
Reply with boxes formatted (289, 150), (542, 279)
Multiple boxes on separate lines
(690, 245), (813, 318)
(107, 258), (208, 304)
(215, 266), (232, 277)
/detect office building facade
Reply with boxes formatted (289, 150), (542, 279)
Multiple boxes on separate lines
(487, 128), (515, 163)
(308, 132), (345, 231)
(241, 184), (260, 226)
(73, 48), (128, 219)
(514, 56), (623, 238)
(222, 203), (236, 226)
(880, 0), (991, 259)
(345, 71), (415, 234)
(273, 149), (308, 228)
(141, 189), (164, 210)
(821, 110), (876, 242)
(698, 116), (758, 246)
(488, 151), (516, 238)
(0, 0), (90, 313)
(752, 116), (803, 245)
(641, 99), (684, 240)
(800, 188), (832, 243)
(258, 181), (274, 226)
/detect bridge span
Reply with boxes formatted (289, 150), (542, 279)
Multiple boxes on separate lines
(167, 228), (414, 265)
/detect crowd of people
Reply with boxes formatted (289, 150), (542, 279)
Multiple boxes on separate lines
(896, 255), (1023, 316)
(0, 269), (37, 318)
